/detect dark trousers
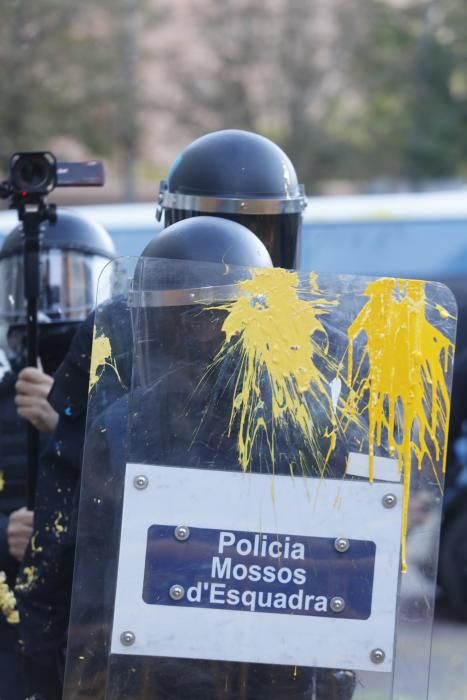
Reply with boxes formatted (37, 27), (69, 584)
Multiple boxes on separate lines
(0, 649), (25, 700)
(22, 651), (63, 700)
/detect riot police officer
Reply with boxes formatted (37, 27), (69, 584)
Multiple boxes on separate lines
(157, 129), (307, 268)
(64, 215), (356, 699)
(0, 210), (116, 700)
(19, 130), (345, 699)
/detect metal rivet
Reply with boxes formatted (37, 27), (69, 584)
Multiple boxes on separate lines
(330, 596), (346, 613)
(169, 584), (185, 601)
(334, 537), (350, 553)
(382, 493), (397, 509)
(174, 525), (190, 542)
(120, 630), (135, 646)
(370, 648), (386, 664)
(133, 475), (148, 490)
(174, 526), (190, 542)
(252, 294), (267, 307)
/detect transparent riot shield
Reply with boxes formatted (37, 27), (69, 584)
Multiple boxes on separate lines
(64, 258), (456, 700)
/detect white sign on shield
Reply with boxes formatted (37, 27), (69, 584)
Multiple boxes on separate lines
(111, 463), (403, 673)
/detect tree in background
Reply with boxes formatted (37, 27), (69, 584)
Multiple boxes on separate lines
(0, 0), (155, 199)
(405, 0), (467, 183)
(168, 0), (346, 192)
(338, 0), (467, 187)
(168, 0), (467, 192)
(168, 0), (267, 134)
(268, 0), (336, 191)
(2, 0), (467, 196)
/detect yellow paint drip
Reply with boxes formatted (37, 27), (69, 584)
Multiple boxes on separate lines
(7, 610), (19, 624)
(53, 512), (66, 538)
(30, 532), (43, 555)
(15, 566), (37, 593)
(0, 571), (19, 624)
(206, 268), (340, 474)
(89, 325), (125, 393)
(343, 278), (454, 570)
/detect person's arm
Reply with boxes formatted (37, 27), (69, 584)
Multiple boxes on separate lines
(15, 368), (58, 433)
(7, 507), (34, 561)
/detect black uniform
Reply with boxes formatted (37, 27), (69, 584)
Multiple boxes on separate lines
(14, 321), (91, 699)
(16, 298), (132, 699)
(0, 207), (117, 699)
(0, 353), (28, 700)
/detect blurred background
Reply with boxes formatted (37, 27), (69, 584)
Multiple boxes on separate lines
(1, 0), (467, 204)
(1, 2), (467, 696)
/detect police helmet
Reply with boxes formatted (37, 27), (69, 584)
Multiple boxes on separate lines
(156, 130), (306, 268)
(133, 217), (273, 386)
(135, 216), (272, 299)
(0, 209), (116, 326)
(142, 215), (272, 269)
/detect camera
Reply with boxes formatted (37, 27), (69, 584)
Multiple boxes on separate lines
(8, 151), (104, 196)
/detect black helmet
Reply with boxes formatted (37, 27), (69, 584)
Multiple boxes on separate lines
(135, 216), (272, 296)
(0, 210), (117, 373)
(156, 130), (306, 268)
(142, 215), (272, 269)
(133, 217), (272, 388)
(0, 209), (116, 326)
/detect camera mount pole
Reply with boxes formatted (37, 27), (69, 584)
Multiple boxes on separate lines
(1, 151), (104, 510)
(14, 196), (56, 509)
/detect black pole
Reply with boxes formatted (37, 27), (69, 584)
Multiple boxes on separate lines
(19, 201), (56, 509)
(22, 210), (40, 509)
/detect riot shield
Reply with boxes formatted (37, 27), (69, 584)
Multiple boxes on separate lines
(64, 258), (456, 699)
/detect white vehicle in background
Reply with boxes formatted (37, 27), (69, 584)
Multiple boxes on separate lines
(299, 189), (467, 279)
(2, 189), (467, 273)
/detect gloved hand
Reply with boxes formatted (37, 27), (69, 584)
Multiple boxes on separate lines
(15, 367), (58, 433)
(7, 507), (33, 561)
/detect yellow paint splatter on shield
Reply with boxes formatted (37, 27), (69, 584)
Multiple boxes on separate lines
(208, 268), (341, 474)
(206, 270), (453, 572)
(343, 278), (454, 570)
(89, 325), (125, 393)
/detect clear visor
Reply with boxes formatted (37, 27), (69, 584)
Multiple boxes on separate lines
(0, 249), (115, 324)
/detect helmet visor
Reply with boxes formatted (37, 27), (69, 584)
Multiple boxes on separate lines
(0, 249), (114, 324)
(164, 210), (301, 268)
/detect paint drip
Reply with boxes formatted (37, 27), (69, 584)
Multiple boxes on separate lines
(342, 278), (454, 570)
(89, 325), (125, 393)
